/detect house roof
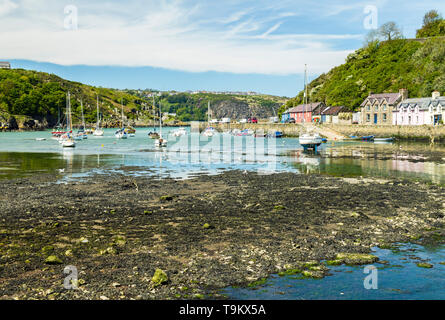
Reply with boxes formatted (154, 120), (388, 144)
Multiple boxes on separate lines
(288, 102), (324, 113)
(395, 97), (445, 111)
(360, 93), (402, 107)
(321, 106), (344, 116)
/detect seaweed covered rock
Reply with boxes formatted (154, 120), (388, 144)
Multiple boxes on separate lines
(152, 269), (168, 287)
(335, 253), (378, 265)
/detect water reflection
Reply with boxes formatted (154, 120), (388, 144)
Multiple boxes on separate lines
(0, 128), (444, 184)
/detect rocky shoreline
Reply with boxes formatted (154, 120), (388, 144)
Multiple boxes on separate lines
(0, 170), (444, 300)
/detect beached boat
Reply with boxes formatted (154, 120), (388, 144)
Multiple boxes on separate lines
(374, 137), (394, 143)
(268, 131), (283, 138)
(299, 133), (323, 149)
(361, 135), (375, 141)
(298, 65), (323, 151)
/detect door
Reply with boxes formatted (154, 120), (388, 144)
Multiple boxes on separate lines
(374, 114), (378, 124)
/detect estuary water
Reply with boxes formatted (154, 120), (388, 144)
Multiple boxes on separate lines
(224, 243), (445, 300)
(0, 127), (445, 184)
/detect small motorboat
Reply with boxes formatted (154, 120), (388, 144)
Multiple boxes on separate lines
(149, 131), (160, 139)
(115, 128), (128, 139)
(374, 137), (394, 143)
(36, 138), (46, 141)
(93, 129), (104, 136)
(268, 131), (283, 138)
(202, 127), (217, 137)
(172, 127), (187, 137)
(255, 131), (267, 138)
(361, 135), (375, 141)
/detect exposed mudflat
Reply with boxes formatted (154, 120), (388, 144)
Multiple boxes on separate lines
(0, 170), (444, 300)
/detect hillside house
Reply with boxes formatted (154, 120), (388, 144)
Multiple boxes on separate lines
(393, 91), (445, 125)
(288, 102), (325, 123)
(360, 89), (407, 125)
(0, 61), (11, 69)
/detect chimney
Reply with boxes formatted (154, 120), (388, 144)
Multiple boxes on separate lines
(399, 88), (408, 101)
(432, 91), (440, 100)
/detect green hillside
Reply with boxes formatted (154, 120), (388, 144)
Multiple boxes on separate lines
(281, 38), (445, 115)
(0, 68), (151, 129)
(280, 12), (445, 116)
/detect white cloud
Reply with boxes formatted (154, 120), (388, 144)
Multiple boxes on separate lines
(0, 0), (358, 75)
(0, 0), (18, 16)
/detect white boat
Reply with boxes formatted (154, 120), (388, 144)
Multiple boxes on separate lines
(115, 100), (128, 139)
(202, 127), (216, 137)
(115, 128), (128, 139)
(297, 65), (323, 151)
(171, 127), (187, 137)
(77, 100), (88, 140)
(61, 92), (76, 148)
(93, 96), (104, 136)
(62, 136), (76, 148)
(299, 133), (323, 147)
(202, 102), (217, 137)
(374, 137), (394, 143)
(154, 98), (167, 147)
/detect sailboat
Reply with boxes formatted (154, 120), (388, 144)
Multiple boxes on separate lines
(74, 100), (88, 140)
(154, 102), (167, 147)
(52, 104), (66, 139)
(115, 99), (128, 139)
(148, 96), (160, 139)
(60, 92), (76, 148)
(298, 64), (322, 151)
(93, 95), (104, 136)
(202, 101), (216, 137)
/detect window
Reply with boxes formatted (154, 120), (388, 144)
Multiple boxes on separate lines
(383, 113), (387, 122)
(383, 104), (387, 111)
(408, 116), (412, 124)
(374, 105), (379, 112)
(366, 105), (370, 111)
(367, 114), (370, 122)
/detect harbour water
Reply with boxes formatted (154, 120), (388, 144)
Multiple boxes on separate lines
(224, 243), (445, 300)
(1, 128), (445, 184)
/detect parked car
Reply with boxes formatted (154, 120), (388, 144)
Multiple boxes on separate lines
(248, 117), (258, 123)
(285, 118), (296, 123)
(239, 119), (247, 124)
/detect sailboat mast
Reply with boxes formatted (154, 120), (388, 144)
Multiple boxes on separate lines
(159, 100), (162, 136)
(81, 99), (85, 129)
(96, 95), (100, 128)
(208, 101), (210, 126)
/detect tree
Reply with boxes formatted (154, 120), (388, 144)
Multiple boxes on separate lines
(365, 22), (403, 43)
(378, 22), (403, 41)
(416, 10), (445, 38)
(423, 10), (441, 27)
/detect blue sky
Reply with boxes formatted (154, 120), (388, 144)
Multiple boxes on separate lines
(1, 0), (445, 97)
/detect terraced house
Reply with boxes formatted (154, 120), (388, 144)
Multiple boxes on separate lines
(393, 91), (445, 125)
(360, 89), (408, 125)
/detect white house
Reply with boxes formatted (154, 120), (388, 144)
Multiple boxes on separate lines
(393, 91), (445, 125)
(0, 61), (11, 69)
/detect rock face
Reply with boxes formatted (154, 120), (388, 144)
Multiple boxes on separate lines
(211, 99), (280, 120)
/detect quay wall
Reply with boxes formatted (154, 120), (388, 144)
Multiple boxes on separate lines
(213, 123), (445, 141)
